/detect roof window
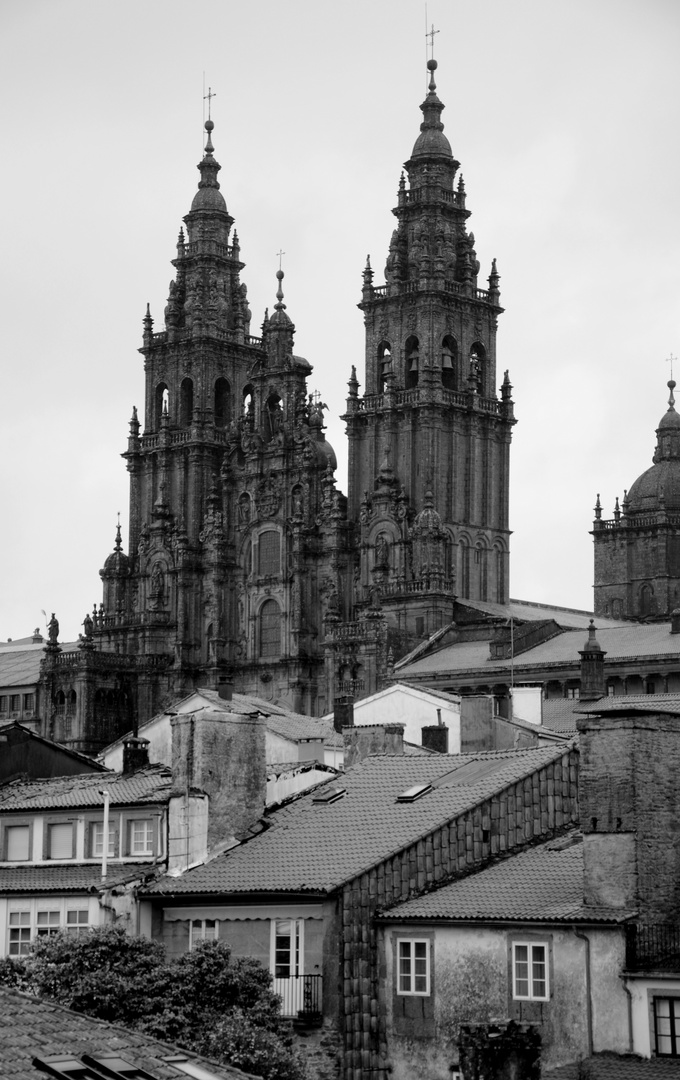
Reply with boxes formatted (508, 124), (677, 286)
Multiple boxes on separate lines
(164, 1058), (229, 1080)
(312, 786), (346, 804)
(396, 783), (432, 803)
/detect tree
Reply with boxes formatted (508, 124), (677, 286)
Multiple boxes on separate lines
(0, 927), (305, 1080)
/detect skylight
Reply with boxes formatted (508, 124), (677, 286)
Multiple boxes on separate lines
(312, 786), (346, 804)
(396, 783), (432, 803)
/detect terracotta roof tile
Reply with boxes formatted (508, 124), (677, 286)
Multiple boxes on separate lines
(0, 863), (160, 894)
(0, 765), (172, 812)
(0, 988), (251, 1079)
(144, 743), (573, 897)
(545, 1053), (680, 1078)
(377, 833), (632, 923)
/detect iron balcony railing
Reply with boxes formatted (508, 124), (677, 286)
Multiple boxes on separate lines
(626, 924), (680, 972)
(273, 974), (322, 1019)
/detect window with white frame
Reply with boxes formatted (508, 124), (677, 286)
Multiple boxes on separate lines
(512, 941), (549, 1000)
(90, 821), (116, 858)
(128, 818), (154, 855)
(36, 910), (61, 937)
(654, 997), (680, 1056)
(397, 938), (430, 996)
(8, 911), (31, 956)
(272, 919), (302, 979)
(66, 909), (90, 934)
(189, 919), (219, 949)
(5, 824), (30, 861)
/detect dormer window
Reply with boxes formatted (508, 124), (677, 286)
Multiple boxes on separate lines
(6, 824), (30, 860)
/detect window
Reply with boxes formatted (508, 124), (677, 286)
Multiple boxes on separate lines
(8, 911), (31, 956)
(66, 909), (90, 934)
(47, 822), (74, 859)
(91, 821), (116, 858)
(273, 919), (302, 978)
(6, 824), (30, 860)
(189, 919), (218, 949)
(397, 939), (430, 995)
(654, 997), (680, 1056)
(0, 696), (7, 713)
(512, 942), (549, 1000)
(129, 819), (154, 855)
(23, 693), (35, 711)
(258, 531), (280, 576)
(36, 910), (61, 937)
(566, 687), (580, 700)
(9, 694), (20, 713)
(259, 600), (281, 658)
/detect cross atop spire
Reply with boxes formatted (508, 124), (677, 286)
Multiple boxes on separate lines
(203, 85), (216, 120)
(426, 23), (440, 61)
(667, 352), (676, 382)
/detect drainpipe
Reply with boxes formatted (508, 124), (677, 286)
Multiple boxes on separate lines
(573, 927), (593, 1057)
(99, 789), (110, 882)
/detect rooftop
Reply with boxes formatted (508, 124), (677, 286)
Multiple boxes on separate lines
(0, 863), (161, 895)
(0, 764), (172, 812)
(0, 988), (251, 1080)
(377, 832), (633, 924)
(144, 742), (573, 897)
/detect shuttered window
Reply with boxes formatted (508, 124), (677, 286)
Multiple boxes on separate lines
(48, 823), (74, 859)
(6, 825), (30, 860)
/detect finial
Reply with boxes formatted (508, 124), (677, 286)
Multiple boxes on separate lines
(426, 23), (440, 65)
(667, 352), (676, 381)
(668, 378), (676, 410)
(114, 514), (122, 552)
(203, 85), (217, 121)
(275, 266), (285, 310)
(594, 493), (602, 520)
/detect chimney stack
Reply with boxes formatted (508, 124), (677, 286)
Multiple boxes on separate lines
(218, 675), (233, 701)
(344, 723), (404, 768)
(334, 695), (354, 734)
(421, 723), (449, 753)
(579, 620), (606, 702)
(122, 736), (150, 774)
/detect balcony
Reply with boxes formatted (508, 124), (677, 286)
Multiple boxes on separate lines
(273, 974), (322, 1022)
(626, 924), (680, 972)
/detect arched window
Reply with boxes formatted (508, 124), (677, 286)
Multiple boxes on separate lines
(494, 543), (506, 604)
(639, 583), (655, 617)
(441, 335), (457, 391)
(214, 378), (231, 428)
(180, 378), (194, 428)
(155, 383), (169, 429)
(475, 544), (488, 601)
(260, 600), (281, 658)
(258, 531), (281, 577)
(243, 384), (254, 422)
(405, 336), (420, 390)
(205, 623), (213, 665)
(459, 539), (470, 597)
(378, 341), (392, 392)
(469, 342), (487, 394)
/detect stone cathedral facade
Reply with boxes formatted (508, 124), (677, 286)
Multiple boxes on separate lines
(41, 60), (516, 752)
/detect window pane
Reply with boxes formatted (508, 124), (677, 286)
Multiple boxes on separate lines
(655, 998), (680, 1056)
(130, 819), (153, 854)
(92, 822), (116, 857)
(514, 944), (529, 998)
(49, 823), (73, 859)
(531, 946), (546, 998)
(36, 911), (60, 936)
(7, 825), (30, 861)
(258, 532), (280, 576)
(260, 600), (281, 658)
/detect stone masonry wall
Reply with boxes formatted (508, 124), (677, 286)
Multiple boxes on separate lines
(339, 747), (579, 1080)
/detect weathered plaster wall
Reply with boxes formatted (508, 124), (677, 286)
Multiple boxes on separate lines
(382, 923), (629, 1077)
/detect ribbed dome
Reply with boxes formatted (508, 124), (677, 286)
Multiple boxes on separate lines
(413, 490), (443, 533)
(102, 525), (130, 576)
(626, 381), (680, 514)
(191, 119), (227, 213)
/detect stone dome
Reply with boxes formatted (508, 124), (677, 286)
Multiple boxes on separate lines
(413, 490), (443, 533)
(410, 60), (452, 161)
(102, 526), (130, 576)
(626, 382), (680, 514)
(190, 185), (227, 213)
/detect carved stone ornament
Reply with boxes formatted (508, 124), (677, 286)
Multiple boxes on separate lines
(257, 475), (281, 518)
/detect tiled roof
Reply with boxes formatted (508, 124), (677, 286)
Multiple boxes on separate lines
(377, 833), (632, 923)
(578, 693), (680, 717)
(545, 1054), (680, 1078)
(459, 597), (610, 628)
(541, 699), (582, 734)
(144, 742), (572, 897)
(399, 622), (680, 679)
(0, 764), (172, 811)
(0, 862), (160, 894)
(0, 988), (251, 1080)
(264, 710), (341, 747)
(0, 644), (45, 688)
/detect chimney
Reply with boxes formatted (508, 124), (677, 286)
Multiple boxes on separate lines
(170, 706), (266, 856)
(218, 675), (233, 701)
(579, 620), (606, 701)
(333, 695), (354, 734)
(578, 701), (680, 922)
(122, 736), (150, 774)
(344, 723), (404, 768)
(421, 725), (449, 753)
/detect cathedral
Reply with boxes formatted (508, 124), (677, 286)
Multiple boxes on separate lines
(40, 59), (516, 752)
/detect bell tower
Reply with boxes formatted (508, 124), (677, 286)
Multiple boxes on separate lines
(345, 59), (516, 640)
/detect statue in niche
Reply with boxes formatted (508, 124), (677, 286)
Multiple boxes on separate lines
(375, 533), (389, 569)
(150, 564), (165, 607)
(238, 493), (251, 524)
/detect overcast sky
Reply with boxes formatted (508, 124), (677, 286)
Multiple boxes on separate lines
(1, 0), (679, 643)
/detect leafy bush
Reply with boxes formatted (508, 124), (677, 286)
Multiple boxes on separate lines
(0, 927), (305, 1080)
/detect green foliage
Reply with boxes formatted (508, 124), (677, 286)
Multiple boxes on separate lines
(3, 927), (306, 1080)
